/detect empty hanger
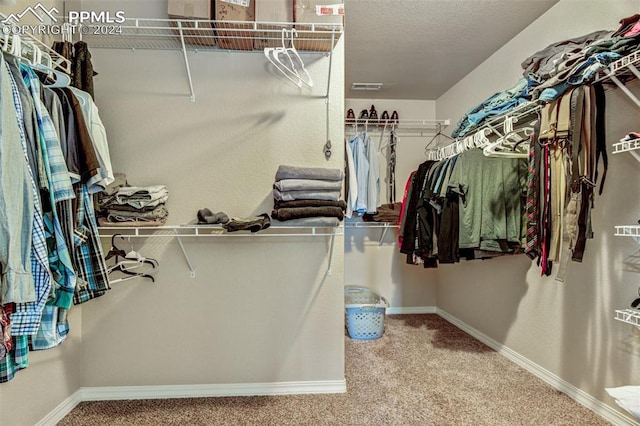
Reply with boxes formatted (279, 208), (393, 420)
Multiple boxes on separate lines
(264, 29), (313, 88)
(106, 235), (158, 284)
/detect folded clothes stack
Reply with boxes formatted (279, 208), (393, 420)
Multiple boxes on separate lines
(97, 173), (169, 226)
(362, 202), (403, 224)
(195, 208), (271, 233)
(271, 165), (346, 227)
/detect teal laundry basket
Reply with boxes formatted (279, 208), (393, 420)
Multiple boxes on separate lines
(344, 286), (390, 340)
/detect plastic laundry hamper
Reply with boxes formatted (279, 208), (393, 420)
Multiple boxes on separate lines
(344, 286), (390, 340)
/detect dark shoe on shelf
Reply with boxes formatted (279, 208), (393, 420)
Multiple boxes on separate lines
(380, 110), (389, 127)
(346, 108), (355, 125)
(358, 109), (369, 120)
(391, 110), (399, 124)
(369, 104), (378, 126)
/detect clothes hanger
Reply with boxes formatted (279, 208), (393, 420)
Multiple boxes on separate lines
(264, 45), (302, 88)
(104, 233), (127, 261)
(264, 29), (312, 88)
(106, 236), (159, 283)
(282, 29), (313, 88)
(267, 29), (313, 88)
(423, 123), (454, 157)
(39, 51), (71, 88)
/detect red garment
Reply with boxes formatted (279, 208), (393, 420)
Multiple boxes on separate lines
(624, 20), (640, 37)
(1, 305), (13, 359)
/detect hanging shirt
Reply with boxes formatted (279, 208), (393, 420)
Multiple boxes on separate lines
(0, 56), (35, 305)
(21, 65), (77, 308)
(448, 148), (526, 252)
(365, 134), (381, 214)
(69, 87), (115, 190)
(348, 133), (369, 214)
(4, 58), (53, 337)
(344, 138), (358, 219)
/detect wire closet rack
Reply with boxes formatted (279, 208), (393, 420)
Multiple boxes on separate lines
(76, 18), (343, 53)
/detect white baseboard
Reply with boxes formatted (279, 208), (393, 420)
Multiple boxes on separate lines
(80, 379), (347, 401)
(386, 306), (437, 315)
(36, 389), (83, 426)
(436, 308), (640, 426)
(38, 380), (345, 424)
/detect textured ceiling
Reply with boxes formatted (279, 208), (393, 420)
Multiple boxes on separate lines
(344, 0), (559, 100)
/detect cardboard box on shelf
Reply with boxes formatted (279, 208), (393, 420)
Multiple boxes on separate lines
(215, 0), (255, 51)
(168, 0), (216, 47)
(254, 0), (294, 50)
(293, 0), (343, 52)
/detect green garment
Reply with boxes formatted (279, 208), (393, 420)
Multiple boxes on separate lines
(448, 149), (527, 252)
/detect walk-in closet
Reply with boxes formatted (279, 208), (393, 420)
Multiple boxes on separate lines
(1, 1), (639, 425)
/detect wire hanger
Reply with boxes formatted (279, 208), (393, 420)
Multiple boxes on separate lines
(424, 123), (454, 157)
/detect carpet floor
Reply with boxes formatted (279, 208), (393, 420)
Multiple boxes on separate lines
(59, 314), (610, 425)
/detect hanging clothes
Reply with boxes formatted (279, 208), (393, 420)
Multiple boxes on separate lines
(347, 132), (381, 215)
(0, 42), (113, 382)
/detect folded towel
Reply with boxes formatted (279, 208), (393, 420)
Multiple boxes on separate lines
(274, 199), (347, 210)
(272, 206), (344, 221)
(274, 178), (343, 192)
(273, 188), (341, 202)
(270, 217), (340, 227)
(275, 165), (344, 182)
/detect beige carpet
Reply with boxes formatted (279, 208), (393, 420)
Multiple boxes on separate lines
(59, 314), (610, 425)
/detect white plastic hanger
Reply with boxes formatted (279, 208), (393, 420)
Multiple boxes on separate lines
(483, 116), (534, 158)
(264, 29), (313, 88)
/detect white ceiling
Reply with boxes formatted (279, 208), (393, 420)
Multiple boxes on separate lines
(344, 0), (559, 100)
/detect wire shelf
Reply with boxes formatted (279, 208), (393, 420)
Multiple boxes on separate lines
(614, 309), (640, 328)
(77, 18), (342, 52)
(614, 225), (640, 237)
(97, 224), (343, 238)
(613, 138), (640, 154)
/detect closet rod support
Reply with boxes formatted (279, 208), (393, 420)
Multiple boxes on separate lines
(378, 226), (389, 246)
(173, 229), (196, 277)
(609, 74), (640, 109)
(177, 21), (196, 102)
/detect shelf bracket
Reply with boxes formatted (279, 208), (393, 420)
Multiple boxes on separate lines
(176, 21), (196, 102)
(609, 73), (640, 109)
(326, 227), (336, 276)
(378, 226), (389, 246)
(173, 229), (196, 277)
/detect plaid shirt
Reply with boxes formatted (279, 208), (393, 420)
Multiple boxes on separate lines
(0, 335), (28, 383)
(73, 185), (110, 305)
(5, 62), (53, 336)
(21, 65), (77, 308)
(30, 304), (66, 350)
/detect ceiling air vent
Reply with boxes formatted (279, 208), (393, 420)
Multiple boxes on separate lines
(351, 82), (383, 91)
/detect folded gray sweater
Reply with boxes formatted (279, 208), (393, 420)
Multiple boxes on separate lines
(274, 178), (343, 192)
(275, 165), (344, 182)
(273, 188), (341, 202)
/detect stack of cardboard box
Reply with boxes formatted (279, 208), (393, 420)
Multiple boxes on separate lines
(167, 0), (342, 52)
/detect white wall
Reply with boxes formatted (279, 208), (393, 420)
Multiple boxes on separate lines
(0, 0), (346, 423)
(80, 0), (346, 389)
(436, 0), (640, 420)
(344, 99), (438, 309)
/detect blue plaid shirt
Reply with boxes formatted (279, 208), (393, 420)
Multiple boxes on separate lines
(5, 61), (52, 336)
(21, 65), (77, 309)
